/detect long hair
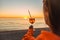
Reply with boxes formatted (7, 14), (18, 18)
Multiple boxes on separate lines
(45, 0), (60, 35)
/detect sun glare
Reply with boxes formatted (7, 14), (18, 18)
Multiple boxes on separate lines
(24, 16), (28, 19)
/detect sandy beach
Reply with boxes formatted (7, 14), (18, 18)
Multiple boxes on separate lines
(0, 28), (50, 40)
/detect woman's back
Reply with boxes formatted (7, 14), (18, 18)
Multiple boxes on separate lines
(35, 31), (60, 40)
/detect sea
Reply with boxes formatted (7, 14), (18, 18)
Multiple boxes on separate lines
(0, 18), (48, 31)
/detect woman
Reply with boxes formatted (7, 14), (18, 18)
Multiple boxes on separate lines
(36, 0), (60, 40)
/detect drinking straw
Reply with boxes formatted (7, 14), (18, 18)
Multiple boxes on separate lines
(28, 9), (32, 18)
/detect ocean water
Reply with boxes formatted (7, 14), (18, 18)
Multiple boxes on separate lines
(0, 18), (48, 31)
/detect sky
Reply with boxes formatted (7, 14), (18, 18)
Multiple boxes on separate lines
(0, 0), (43, 18)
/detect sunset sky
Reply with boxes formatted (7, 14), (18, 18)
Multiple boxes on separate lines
(0, 0), (43, 18)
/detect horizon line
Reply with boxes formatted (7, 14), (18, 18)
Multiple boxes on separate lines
(0, 17), (44, 18)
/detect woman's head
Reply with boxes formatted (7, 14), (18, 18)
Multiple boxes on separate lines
(43, 0), (60, 35)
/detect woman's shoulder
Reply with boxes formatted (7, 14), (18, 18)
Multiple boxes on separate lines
(35, 30), (60, 40)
